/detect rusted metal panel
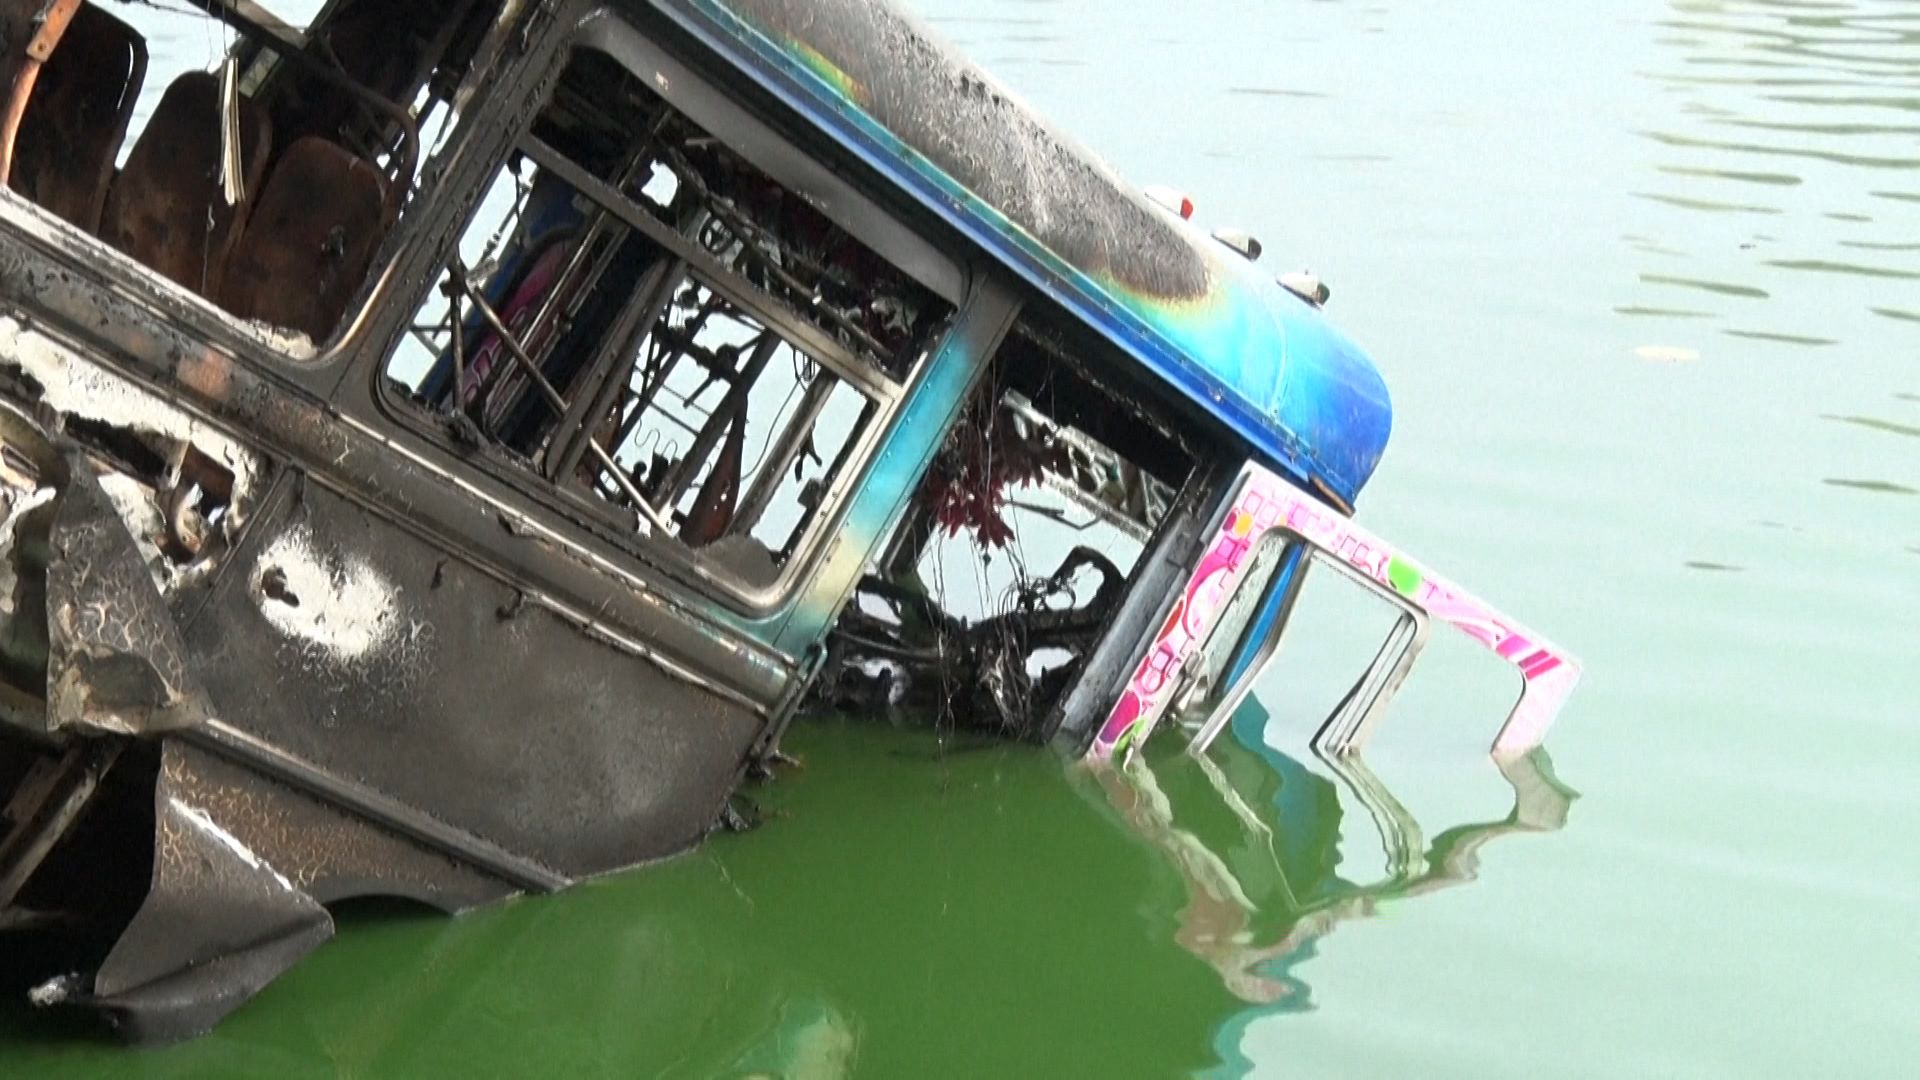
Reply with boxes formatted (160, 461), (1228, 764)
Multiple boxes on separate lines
(184, 479), (768, 880)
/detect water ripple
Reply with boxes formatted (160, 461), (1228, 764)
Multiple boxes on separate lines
(1823, 413), (1920, 440)
(1640, 273), (1770, 299)
(1825, 478), (1918, 496)
(1622, 0), (1920, 344)
(1656, 163), (1804, 185)
(1723, 329), (1837, 346)
(1764, 258), (1920, 280)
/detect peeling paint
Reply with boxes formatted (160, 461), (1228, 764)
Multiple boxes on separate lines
(0, 198), (320, 359)
(170, 797), (298, 895)
(0, 316), (268, 598)
(94, 473), (173, 588)
(0, 315), (263, 520)
(250, 527), (402, 663)
(0, 485), (55, 616)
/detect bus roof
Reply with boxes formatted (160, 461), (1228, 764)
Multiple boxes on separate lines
(648, 0), (1394, 504)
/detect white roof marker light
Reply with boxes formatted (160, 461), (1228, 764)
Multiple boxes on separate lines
(1145, 187), (1301, 300)
(1211, 228), (1262, 261)
(1279, 269), (1330, 307)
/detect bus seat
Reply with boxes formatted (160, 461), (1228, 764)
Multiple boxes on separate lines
(100, 71), (271, 298)
(0, 1), (35, 93)
(219, 136), (387, 342)
(8, 3), (147, 233)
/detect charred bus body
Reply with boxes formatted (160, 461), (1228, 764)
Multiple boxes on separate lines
(0, 0), (1574, 1043)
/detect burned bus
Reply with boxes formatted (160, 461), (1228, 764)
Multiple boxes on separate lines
(0, 0), (1578, 1042)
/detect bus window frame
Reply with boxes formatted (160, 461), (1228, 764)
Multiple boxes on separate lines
(365, 10), (973, 614)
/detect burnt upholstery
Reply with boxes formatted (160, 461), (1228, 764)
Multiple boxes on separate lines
(0, 0), (36, 93)
(99, 71), (271, 297)
(8, 3), (147, 232)
(220, 136), (387, 342)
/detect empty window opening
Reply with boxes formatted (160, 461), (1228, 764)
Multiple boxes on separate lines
(1162, 541), (1423, 885)
(3, 0), (506, 345)
(385, 47), (955, 592)
(1174, 539), (1420, 754)
(1347, 626), (1533, 829)
(814, 317), (1192, 738)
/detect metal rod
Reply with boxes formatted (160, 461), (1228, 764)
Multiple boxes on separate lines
(658, 332), (780, 507)
(518, 137), (894, 402)
(453, 268), (677, 535)
(445, 276), (466, 410)
(0, 741), (119, 911)
(503, 141), (679, 438)
(701, 209), (892, 360)
(734, 372), (837, 530)
(602, 341), (673, 452)
(662, 145), (895, 362)
(548, 255), (687, 482)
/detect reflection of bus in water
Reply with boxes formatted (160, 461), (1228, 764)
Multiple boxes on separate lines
(1100, 697), (1575, 1076)
(0, 0), (1576, 1042)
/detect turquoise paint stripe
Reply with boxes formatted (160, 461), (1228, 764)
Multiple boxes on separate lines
(771, 293), (1000, 655)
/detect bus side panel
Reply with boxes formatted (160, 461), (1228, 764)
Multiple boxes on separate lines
(182, 479), (765, 880)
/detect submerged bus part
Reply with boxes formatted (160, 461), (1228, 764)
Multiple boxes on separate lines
(0, 323), (784, 1039)
(1093, 463), (1582, 766)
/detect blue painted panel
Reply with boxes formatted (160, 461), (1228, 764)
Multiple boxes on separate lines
(644, 0), (1395, 504)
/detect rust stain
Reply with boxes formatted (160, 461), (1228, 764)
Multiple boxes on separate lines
(176, 349), (233, 403)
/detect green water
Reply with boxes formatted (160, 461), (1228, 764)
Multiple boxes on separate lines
(1, 724), (1256, 1076)
(7, 0), (1920, 1074)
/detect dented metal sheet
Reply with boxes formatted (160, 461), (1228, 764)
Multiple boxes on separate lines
(26, 737), (522, 1045)
(0, 319), (259, 500)
(43, 453), (212, 738)
(190, 480), (765, 881)
(33, 741), (335, 1043)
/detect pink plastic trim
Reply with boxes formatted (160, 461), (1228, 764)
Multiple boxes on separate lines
(1091, 464), (1581, 764)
